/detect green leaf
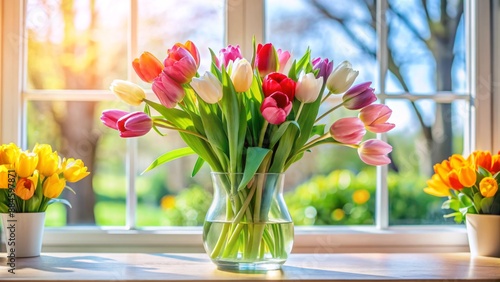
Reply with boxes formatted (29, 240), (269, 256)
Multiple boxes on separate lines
(192, 157), (205, 177)
(480, 196), (494, 213)
(473, 192), (483, 213)
(142, 147), (195, 174)
(238, 147), (271, 191)
(220, 68), (241, 173)
(311, 124), (326, 137)
(270, 121), (300, 149)
(48, 198), (72, 208)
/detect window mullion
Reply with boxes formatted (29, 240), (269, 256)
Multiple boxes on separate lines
(376, 0), (389, 230)
(226, 0), (264, 58)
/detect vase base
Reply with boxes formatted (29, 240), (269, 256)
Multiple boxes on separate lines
(213, 259), (285, 271)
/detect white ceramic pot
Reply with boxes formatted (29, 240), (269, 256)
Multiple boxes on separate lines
(1, 212), (45, 257)
(466, 213), (500, 257)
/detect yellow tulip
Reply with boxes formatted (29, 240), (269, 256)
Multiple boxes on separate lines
(43, 173), (66, 199)
(34, 144), (60, 177)
(63, 158), (90, 182)
(0, 143), (21, 165)
(15, 151), (38, 178)
(230, 59), (253, 92)
(0, 165), (10, 189)
(110, 79), (146, 106)
(458, 164), (476, 187)
(14, 171), (38, 200)
(424, 174), (451, 197)
(479, 177), (498, 198)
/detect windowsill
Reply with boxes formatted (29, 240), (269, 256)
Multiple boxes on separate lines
(2, 252), (499, 281)
(36, 225), (469, 253)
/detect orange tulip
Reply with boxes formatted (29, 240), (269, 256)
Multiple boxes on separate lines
(447, 170), (464, 190)
(473, 150), (492, 172)
(15, 172), (38, 200)
(491, 153), (500, 174)
(132, 52), (163, 83)
(457, 164), (476, 187)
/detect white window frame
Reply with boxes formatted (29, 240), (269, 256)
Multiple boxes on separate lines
(0, 0), (496, 253)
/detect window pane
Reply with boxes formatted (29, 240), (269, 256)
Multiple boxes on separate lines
(26, 0), (129, 90)
(27, 101), (128, 226)
(385, 0), (466, 94)
(387, 99), (467, 225)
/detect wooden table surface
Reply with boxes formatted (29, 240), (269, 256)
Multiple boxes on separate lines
(0, 253), (499, 281)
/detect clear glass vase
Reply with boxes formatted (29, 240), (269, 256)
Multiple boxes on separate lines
(203, 172), (294, 271)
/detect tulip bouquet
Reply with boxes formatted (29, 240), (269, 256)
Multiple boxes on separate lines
(0, 143), (90, 213)
(101, 39), (394, 265)
(424, 150), (500, 223)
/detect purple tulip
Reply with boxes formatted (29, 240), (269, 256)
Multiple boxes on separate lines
(357, 139), (392, 166)
(330, 117), (366, 145)
(152, 73), (186, 108)
(100, 109), (129, 130)
(342, 82), (377, 110)
(260, 92), (292, 125)
(116, 112), (153, 138)
(219, 45), (243, 68)
(312, 57), (333, 79)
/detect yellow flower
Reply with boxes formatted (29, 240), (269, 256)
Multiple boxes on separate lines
(15, 151), (38, 178)
(161, 195), (176, 210)
(479, 177), (498, 198)
(14, 171), (38, 200)
(34, 144), (60, 177)
(0, 143), (21, 165)
(110, 79), (146, 106)
(457, 163), (476, 187)
(424, 174), (451, 197)
(43, 173), (66, 199)
(352, 189), (370, 205)
(230, 59), (253, 92)
(0, 165), (10, 189)
(62, 158), (90, 182)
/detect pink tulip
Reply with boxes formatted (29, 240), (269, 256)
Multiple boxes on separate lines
(152, 73), (185, 108)
(163, 45), (198, 84)
(312, 57), (333, 79)
(329, 117), (366, 145)
(255, 43), (278, 77)
(116, 112), (153, 138)
(100, 110), (129, 130)
(132, 52), (163, 83)
(219, 45), (243, 67)
(357, 139), (392, 166)
(359, 104), (395, 133)
(262, 72), (296, 100)
(260, 92), (292, 125)
(277, 49), (292, 74)
(175, 40), (200, 68)
(342, 82), (377, 110)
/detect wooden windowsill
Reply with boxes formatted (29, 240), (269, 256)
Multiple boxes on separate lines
(1, 252), (499, 281)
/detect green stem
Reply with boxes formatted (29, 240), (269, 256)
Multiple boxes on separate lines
(153, 120), (210, 142)
(321, 90), (333, 104)
(258, 121), (269, 148)
(295, 102), (305, 121)
(315, 102), (344, 123)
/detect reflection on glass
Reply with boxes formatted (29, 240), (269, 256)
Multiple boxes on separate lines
(26, 0), (129, 90)
(387, 99), (466, 224)
(27, 101), (128, 226)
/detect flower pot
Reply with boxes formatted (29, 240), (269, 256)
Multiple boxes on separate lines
(1, 212), (45, 258)
(465, 213), (500, 257)
(203, 173), (294, 271)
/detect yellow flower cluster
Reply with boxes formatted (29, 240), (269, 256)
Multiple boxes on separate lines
(0, 143), (90, 213)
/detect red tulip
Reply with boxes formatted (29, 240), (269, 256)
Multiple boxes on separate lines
(262, 72), (296, 100)
(359, 104), (395, 133)
(101, 109), (129, 130)
(342, 82), (377, 110)
(357, 139), (392, 166)
(330, 117), (366, 145)
(255, 43), (278, 77)
(116, 111), (153, 138)
(163, 45), (197, 84)
(132, 52), (163, 83)
(152, 73), (186, 108)
(260, 92), (292, 125)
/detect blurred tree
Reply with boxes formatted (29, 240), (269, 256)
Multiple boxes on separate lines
(307, 0), (463, 173)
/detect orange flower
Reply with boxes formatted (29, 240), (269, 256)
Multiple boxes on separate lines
(447, 170), (464, 190)
(479, 177), (498, 198)
(457, 164), (476, 187)
(14, 172), (38, 200)
(473, 150), (492, 172)
(491, 153), (500, 174)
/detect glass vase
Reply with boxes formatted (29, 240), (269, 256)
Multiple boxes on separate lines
(203, 172), (294, 271)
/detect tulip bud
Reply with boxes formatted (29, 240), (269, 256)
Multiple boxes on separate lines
(357, 139), (392, 166)
(191, 71), (223, 104)
(326, 61), (359, 94)
(43, 173), (66, 199)
(330, 117), (366, 145)
(15, 171), (38, 200)
(62, 158), (90, 183)
(175, 40), (200, 68)
(312, 57), (333, 79)
(219, 45), (243, 68)
(0, 165), (10, 189)
(164, 45), (198, 84)
(117, 111), (153, 138)
(342, 82), (377, 110)
(33, 144), (60, 177)
(358, 104), (395, 133)
(230, 59), (253, 92)
(479, 177), (498, 198)
(262, 72), (296, 100)
(132, 52), (163, 83)
(255, 43), (278, 77)
(101, 110), (129, 130)
(15, 151), (38, 178)
(277, 49), (292, 74)
(295, 72), (323, 103)
(110, 80), (146, 106)
(260, 92), (292, 125)
(0, 143), (20, 165)
(152, 73), (186, 108)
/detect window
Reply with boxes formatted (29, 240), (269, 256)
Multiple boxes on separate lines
(1, 0), (498, 252)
